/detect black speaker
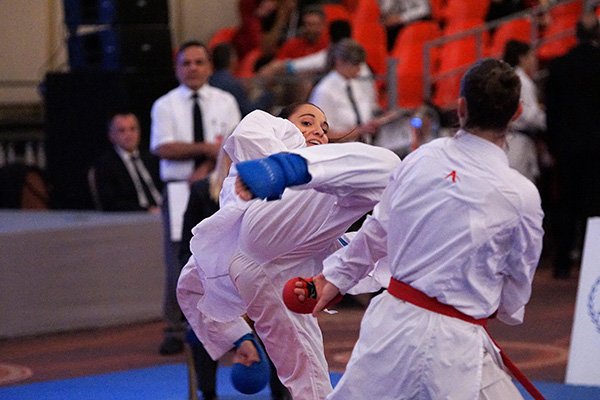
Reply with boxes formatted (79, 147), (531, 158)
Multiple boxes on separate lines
(67, 28), (120, 71)
(67, 26), (173, 73)
(114, 26), (173, 73)
(64, 0), (169, 27)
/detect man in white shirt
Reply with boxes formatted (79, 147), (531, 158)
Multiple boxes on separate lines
(503, 39), (546, 182)
(308, 39), (385, 143)
(150, 40), (241, 355)
(292, 58), (544, 399)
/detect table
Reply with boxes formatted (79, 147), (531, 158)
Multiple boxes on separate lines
(0, 210), (165, 338)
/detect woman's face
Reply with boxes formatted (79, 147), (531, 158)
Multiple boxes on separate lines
(287, 104), (329, 146)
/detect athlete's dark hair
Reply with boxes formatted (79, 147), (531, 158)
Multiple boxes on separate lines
(460, 58), (521, 131)
(277, 103), (325, 119)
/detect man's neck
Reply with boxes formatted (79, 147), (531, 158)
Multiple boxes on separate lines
(465, 127), (507, 148)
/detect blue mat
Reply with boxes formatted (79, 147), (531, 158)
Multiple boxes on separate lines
(0, 364), (598, 400)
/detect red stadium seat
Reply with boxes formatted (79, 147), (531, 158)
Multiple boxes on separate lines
(441, 0), (490, 24)
(322, 4), (351, 25)
(351, 0), (388, 76)
(486, 17), (532, 58)
(207, 26), (238, 51)
(391, 21), (442, 108)
(432, 38), (478, 108)
(236, 48), (263, 78)
(429, 0), (447, 24)
(537, 17), (577, 62)
(550, 0), (583, 25)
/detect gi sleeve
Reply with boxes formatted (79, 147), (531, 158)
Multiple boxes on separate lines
(321, 169), (401, 293)
(177, 259), (253, 360)
(497, 187), (544, 325)
(223, 110), (306, 164)
(290, 142), (401, 206)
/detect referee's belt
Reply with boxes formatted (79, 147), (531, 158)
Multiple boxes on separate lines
(387, 277), (489, 325)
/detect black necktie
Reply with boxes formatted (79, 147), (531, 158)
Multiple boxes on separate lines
(346, 82), (362, 126)
(192, 92), (204, 143)
(131, 155), (157, 208)
(192, 92), (206, 167)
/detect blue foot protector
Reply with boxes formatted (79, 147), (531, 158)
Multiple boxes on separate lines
(231, 333), (271, 394)
(236, 153), (311, 200)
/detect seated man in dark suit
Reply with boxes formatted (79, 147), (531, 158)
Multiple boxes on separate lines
(94, 112), (163, 213)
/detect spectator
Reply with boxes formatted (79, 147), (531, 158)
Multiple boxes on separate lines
(150, 40), (242, 355)
(276, 5), (329, 60)
(258, 19), (352, 77)
(94, 112), (162, 213)
(232, 0), (298, 61)
(309, 39), (399, 143)
(502, 39), (546, 182)
(544, 11), (600, 279)
(209, 42), (274, 116)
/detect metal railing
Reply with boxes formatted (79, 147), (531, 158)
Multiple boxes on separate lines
(421, 0), (581, 107)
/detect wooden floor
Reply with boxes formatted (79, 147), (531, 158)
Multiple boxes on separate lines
(0, 248), (580, 389)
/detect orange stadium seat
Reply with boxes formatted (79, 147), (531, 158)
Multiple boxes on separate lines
(429, 0), (447, 24)
(537, 17), (577, 62)
(486, 17), (532, 58)
(236, 47), (263, 78)
(351, 0), (388, 76)
(441, 0), (490, 24)
(322, 4), (351, 24)
(391, 21), (442, 108)
(432, 40), (477, 108)
(432, 18), (488, 109)
(550, 0), (583, 25)
(207, 26), (238, 50)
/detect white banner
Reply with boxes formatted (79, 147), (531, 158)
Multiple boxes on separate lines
(566, 217), (600, 386)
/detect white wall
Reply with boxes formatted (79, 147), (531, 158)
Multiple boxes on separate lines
(0, 0), (238, 105)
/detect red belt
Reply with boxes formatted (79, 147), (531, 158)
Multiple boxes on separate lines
(387, 277), (546, 400)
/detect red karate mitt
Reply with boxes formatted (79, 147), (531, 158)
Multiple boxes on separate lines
(282, 276), (343, 314)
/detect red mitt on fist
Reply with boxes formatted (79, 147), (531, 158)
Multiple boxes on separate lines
(282, 277), (343, 314)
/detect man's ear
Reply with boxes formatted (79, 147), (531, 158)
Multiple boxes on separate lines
(457, 97), (467, 122)
(510, 103), (523, 123)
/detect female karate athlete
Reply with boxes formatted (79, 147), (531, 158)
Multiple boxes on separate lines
(177, 103), (400, 400)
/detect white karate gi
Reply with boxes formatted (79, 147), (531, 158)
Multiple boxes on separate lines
(322, 130), (544, 400)
(177, 110), (400, 400)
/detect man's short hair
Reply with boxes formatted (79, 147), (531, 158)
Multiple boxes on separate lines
(107, 110), (136, 132)
(176, 40), (210, 61)
(502, 40), (531, 68)
(302, 5), (326, 19)
(211, 42), (234, 71)
(460, 58), (521, 131)
(331, 38), (366, 65)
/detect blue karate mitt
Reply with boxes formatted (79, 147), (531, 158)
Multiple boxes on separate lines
(231, 333), (271, 394)
(236, 153), (311, 200)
